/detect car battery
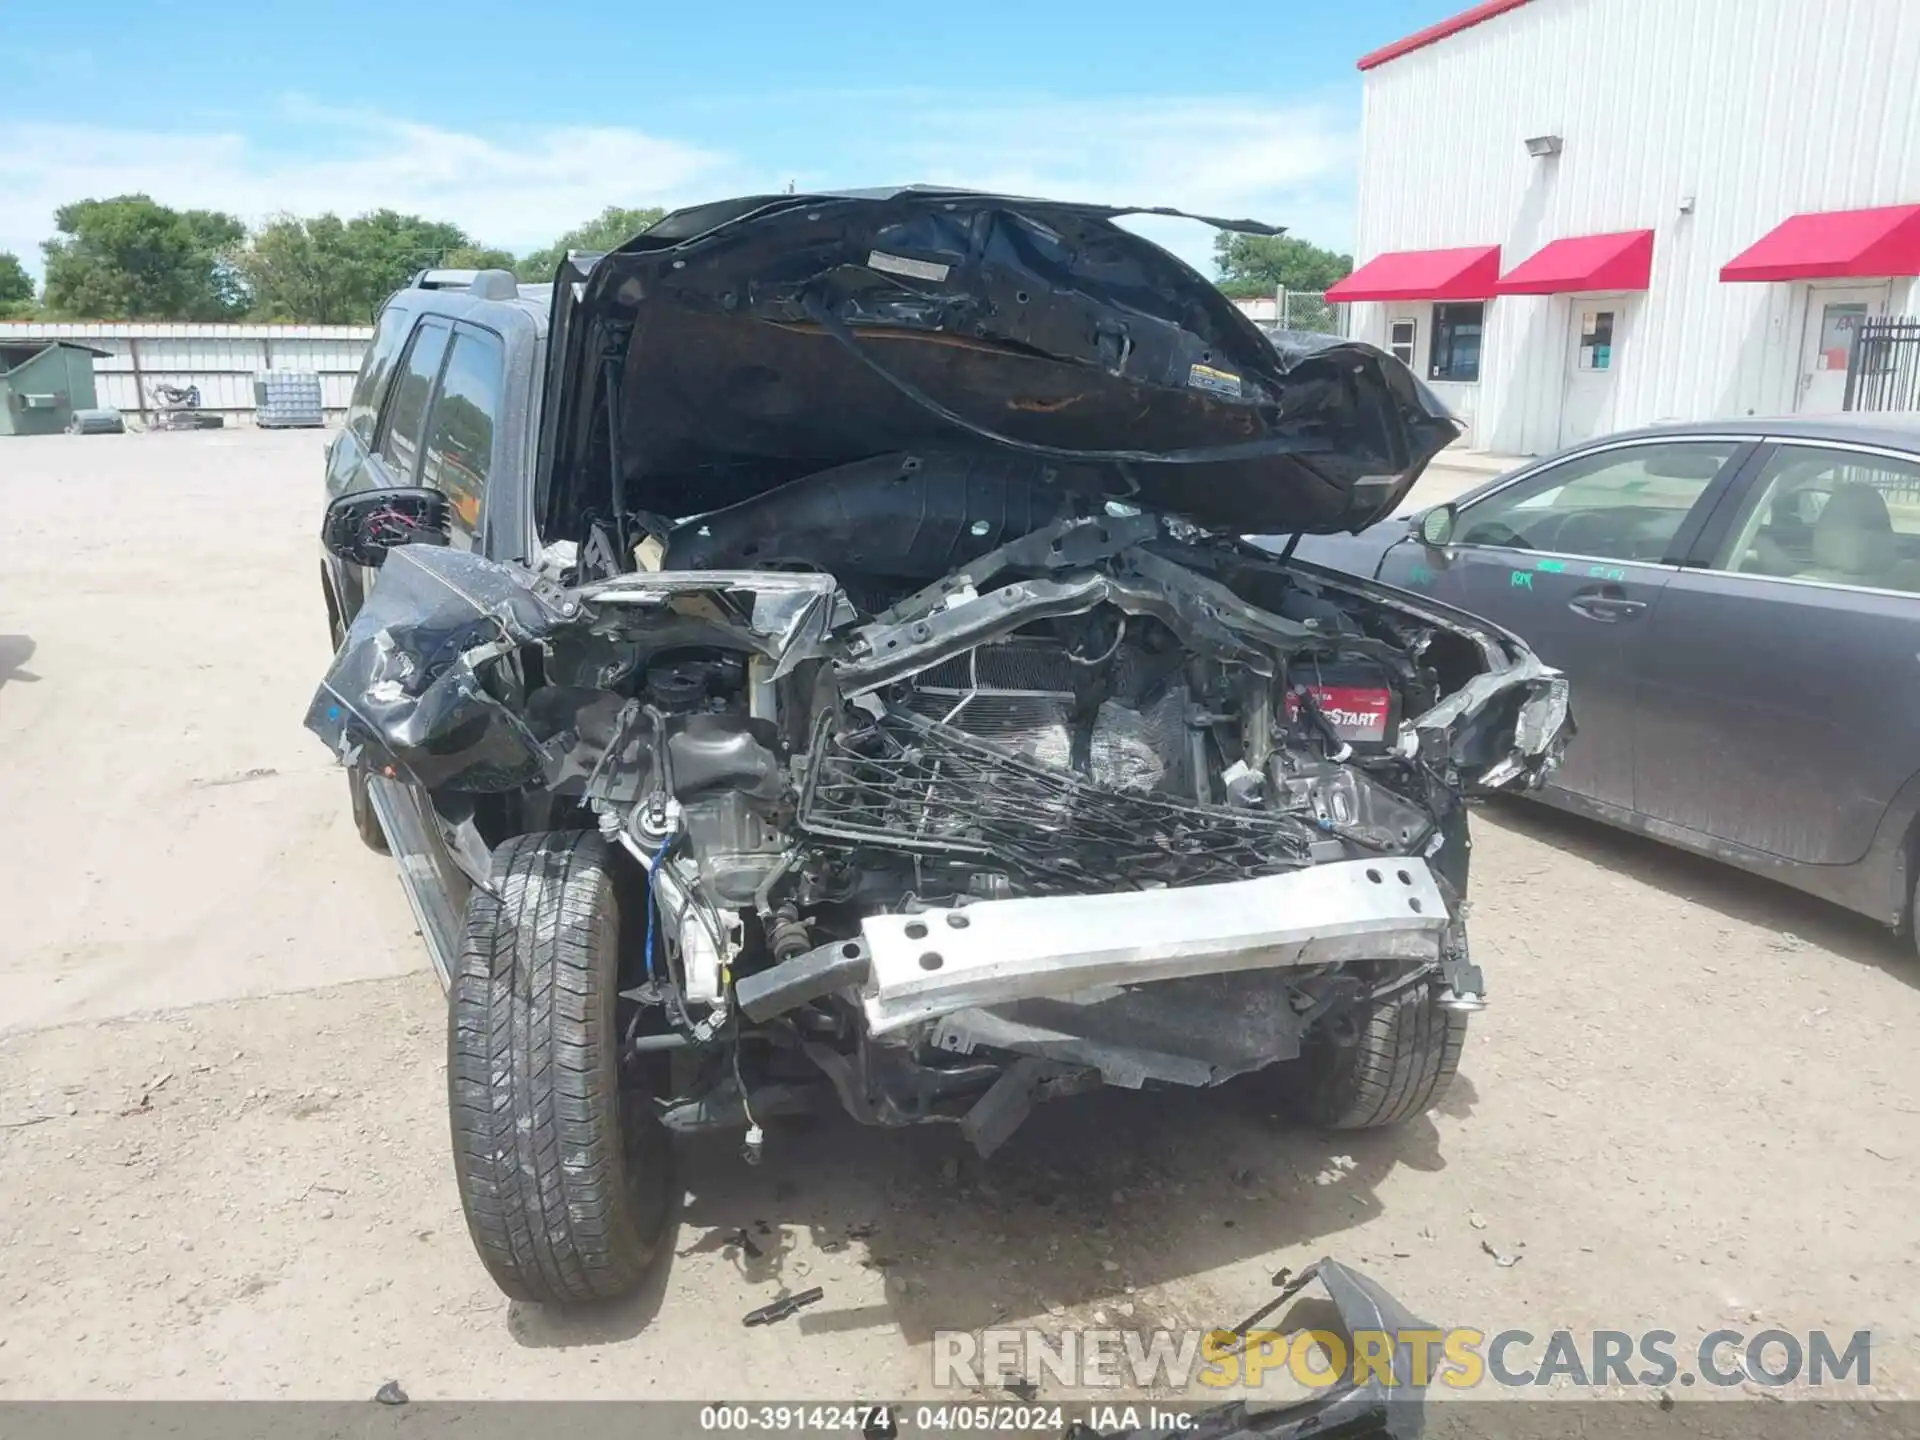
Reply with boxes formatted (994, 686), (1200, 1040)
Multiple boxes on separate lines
(1282, 657), (1399, 752)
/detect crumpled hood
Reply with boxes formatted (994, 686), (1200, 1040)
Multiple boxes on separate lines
(540, 187), (1460, 539)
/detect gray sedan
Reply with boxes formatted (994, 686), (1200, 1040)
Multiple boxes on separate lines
(1287, 415), (1920, 945)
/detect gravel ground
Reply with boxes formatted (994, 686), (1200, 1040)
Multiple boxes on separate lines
(1, 432), (1915, 1403)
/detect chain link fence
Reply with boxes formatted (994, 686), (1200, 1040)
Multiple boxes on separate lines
(1242, 288), (1348, 340)
(1276, 288), (1346, 336)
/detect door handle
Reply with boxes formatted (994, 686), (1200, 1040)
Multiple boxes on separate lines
(1567, 586), (1647, 622)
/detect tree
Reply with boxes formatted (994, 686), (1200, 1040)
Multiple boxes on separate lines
(237, 213), (359, 323)
(516, 205), (667, 281)
(334, 210), (474, 310)
(443, 244), (519, 272)
(41, 195), (247, 319)
(238, 210), (498, 323)
(1212, 232), (1353, 300)
(0, 251), (32, 318)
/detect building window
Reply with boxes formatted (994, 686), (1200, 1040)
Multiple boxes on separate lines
(1577, 310), (1616, 372)
(1429, 302), (1484, 383)
(1389, 320), (1417, 369)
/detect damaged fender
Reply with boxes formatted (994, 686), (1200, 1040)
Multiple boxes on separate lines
(306, 545), (841, 792)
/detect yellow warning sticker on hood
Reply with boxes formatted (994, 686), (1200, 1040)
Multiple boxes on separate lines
(1186, 362), (1243, 398)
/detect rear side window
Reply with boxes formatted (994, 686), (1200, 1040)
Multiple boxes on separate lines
(376, 321), (451, 481)
(420, 328), (506, 539)
(1712, 444), (1920, 592)
(346, 305), (412, 444)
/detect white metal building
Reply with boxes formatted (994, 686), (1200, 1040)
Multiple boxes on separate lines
(0, 322), (372, 427)
(1330, 0), (1920, 454)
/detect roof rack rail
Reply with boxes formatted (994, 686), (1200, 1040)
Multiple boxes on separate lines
(409, 268), (522, 300)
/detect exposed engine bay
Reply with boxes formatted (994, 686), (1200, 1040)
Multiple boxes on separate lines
(312, 457), (1568, 1154)
(311, 187), (1571, 1159)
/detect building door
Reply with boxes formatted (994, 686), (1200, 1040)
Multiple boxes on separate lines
(1795, 285), (1889, 413)
(1559, 299), (1625, 449)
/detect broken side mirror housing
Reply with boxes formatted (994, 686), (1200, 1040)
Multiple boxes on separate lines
(1418, 503), (1458, 547)
(322, 488), (452, 568)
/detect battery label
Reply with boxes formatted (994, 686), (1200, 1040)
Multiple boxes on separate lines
(1285, 685), (1392, 743)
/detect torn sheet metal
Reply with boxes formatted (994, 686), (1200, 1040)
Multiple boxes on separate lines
(306, 546), (841, 793)
(836, 518), (1411, 694)
(307, 546), (577, 792)
(927, 969), (1329, 1088)
(1410, 651), (1571, 791)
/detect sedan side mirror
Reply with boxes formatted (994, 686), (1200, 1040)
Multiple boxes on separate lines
(322, 487), (451, 568)
(1418, 503), (1458, 547)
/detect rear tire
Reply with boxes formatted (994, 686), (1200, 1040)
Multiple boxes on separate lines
(448, 830), (673, 1305)
(1279, 975), (1467, 1129)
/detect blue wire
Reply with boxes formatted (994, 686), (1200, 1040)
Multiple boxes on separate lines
(643, 836), (669, 983)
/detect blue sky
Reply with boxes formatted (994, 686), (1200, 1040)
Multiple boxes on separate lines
(0, 0), (1464, 278)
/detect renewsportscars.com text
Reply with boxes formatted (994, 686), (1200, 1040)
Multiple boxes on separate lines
(932, 1326), (1873, 1392)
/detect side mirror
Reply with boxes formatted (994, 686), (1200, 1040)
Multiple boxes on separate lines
(322, 488), (451, 568)
(1418, 503), (1458, 547)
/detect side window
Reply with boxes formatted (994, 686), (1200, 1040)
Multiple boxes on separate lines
(1429, 303), (1484, 383)
(345, 305), (412, 444)
(375, 321), (451, 482)
(1711, 444), (1920, 592)
(420, 327), (506, 540)
(1458, 441), (1739, 562)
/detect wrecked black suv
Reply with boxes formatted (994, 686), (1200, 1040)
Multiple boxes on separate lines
(310, 189), (1570, 1305)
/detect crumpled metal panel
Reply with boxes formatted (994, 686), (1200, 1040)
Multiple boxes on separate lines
(306, 546), (840, 792)
(929, 969), (1320, 1087)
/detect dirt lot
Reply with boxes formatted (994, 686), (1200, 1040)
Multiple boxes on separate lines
(1, 431), (1916, 1402)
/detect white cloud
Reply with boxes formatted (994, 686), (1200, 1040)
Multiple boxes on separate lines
(832, 92), (1359, 269)
(0, 110), (743, 275)
(0, 91), (1357, 281)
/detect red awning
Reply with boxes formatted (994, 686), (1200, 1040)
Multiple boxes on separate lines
(1325, 245), (1502, 302)
(1496, 230), (1654, 294)
(1720, 204), (1920, 283)
(1357, 0), (1538, 71)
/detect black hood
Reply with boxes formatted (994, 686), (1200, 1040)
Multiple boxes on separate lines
(538, 187), (1459, 541)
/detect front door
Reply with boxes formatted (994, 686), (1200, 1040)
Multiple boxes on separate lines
(1378, 437), (1749, 811)
(1795, 285), (1889, 413)
(1559, 300), (1625, 448)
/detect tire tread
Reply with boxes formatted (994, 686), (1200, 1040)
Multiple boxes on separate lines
(448, 830), (667, 1304)
(1288, 978), (1467, 1130)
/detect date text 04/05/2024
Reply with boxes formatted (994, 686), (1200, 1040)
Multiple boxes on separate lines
(699, 1404), (1101, 1433)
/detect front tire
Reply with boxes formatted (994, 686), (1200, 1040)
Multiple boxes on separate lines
(327, 609), (388, 855)
(448, 830), (672, 1304)
(1908, 863), (1920, 961)
(1280, 975), (1467, 1129)
(345, 762), (389, 853)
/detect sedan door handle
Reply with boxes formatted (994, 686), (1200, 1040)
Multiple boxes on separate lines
(1567, 586), (1647, 622)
